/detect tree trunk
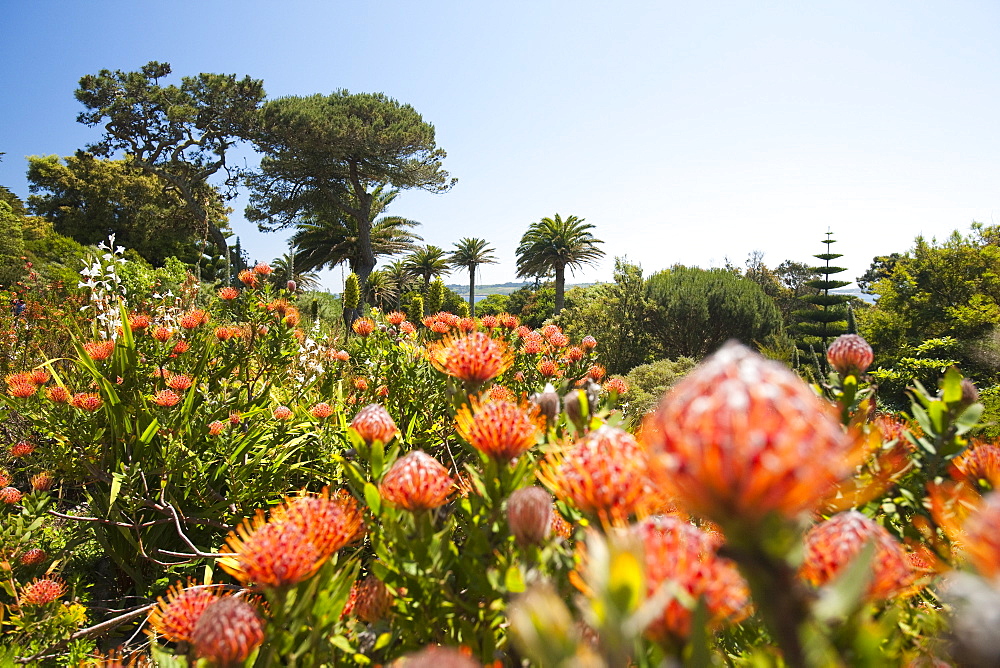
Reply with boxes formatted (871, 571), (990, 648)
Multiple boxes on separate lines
(554, 264), (566, 315)
(347, 161), (375, 324)
(207, 220), (232, 285)
(469, 268), (476, 318)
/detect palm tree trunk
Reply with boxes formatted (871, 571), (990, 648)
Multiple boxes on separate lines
(554, 265), (566, 315)
(469, 268), (476, 318)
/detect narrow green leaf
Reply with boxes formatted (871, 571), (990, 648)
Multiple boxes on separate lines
(364, 483), (381, 515)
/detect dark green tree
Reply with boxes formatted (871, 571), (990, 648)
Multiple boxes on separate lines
(27, 153), (228, 265)
(247, 91), (454, 305)
(75, 61), (265, 282)
(645, 266), (783, 359)
(449, 237), (498, 317)
(793, 232), (851, 363)
(516, 214), (605, 315)
(0, 201), (26, 287)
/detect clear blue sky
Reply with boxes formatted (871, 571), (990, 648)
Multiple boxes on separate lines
(3, 1), (999, 292)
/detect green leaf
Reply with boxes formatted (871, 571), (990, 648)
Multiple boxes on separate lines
(364, 483), (381, 515)
(955, 403), (984, 436)
(374, 632), (392, 651)
(329, 635), (354, 653)
(504, 564), (526, 593)
(814, 540), (875, 622)
(942, 367), (964, 404)
(108, 472), (125, 513)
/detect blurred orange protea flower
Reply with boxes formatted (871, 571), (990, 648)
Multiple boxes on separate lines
(238, 269), (259, 287)
(400, 321), (416, 335)
(826, 334), (874, 377)
(345, 576), (393, 623)
(350, 404), (398, 444)
(83, 340), (115, 360)
(951, 440), (1000, 489)
(540, 324), (560, 339)
(580, 335), (597, 350)
(30, 472), (54, 491)
(220, 515), (321, 587)
(354, 377), (370, 392)
(6, 372), (33, 387)
(71, 392), (103, 412)
(214, 325), (242, 341)
(166, 374), (193, 391)
(253, 262), (273, 276)
(479, 315), (499, 329)
(152, 326), (174, 342)
(387, 310), (407, 325)
(604, 378), (628, 394)
(46, 385), (70, 403)
(430, 319), (450, 334)
(566, 346), (585, 362)
(507, 486), (553, 546)
(498, 312), (520, 328)
(0, 468), (10, 487)
(7, 381), (37, 398)
(0, 486), (23, 504)
(521, 338), (544, 355)
(172, 340), (190, 355)
(333, 349), (351, 362)
(19, 548), (47, 565)
(19, 577), (66, 606)
(380, 450), (454, 511)
(548, 331), (569, 348)
(310, 402), (333, 419)
(218, 286), (239, 300)
(270, 489), (366, 559)
(456, 398), (542, 462)
(642, 342), (859, 528)
(152, 390), (181, 407)
(961, 491), (1000, 578)
(586, 364), (606, 383)
(536, 359), (559, 377)
(10, 441), (35, 458)
(208, 421), (226, 436)
(630, 515), (750, 644)
(539, 425), (649, 522)
(129, 313), (151, 330)
(352, 317), (376, 336)
(551, 508), (573, 540)
(273, 405), (293, 420)
(148, 582), (222, 642)
(179, 311), (206, 330)
(29, 368), (50, 385)
(487, 384), (516, 403)
(228, 411), (242, 425)
(800, 510), (915, 600)
(190, 596), (265, 667)
(428, 332), (514, 386)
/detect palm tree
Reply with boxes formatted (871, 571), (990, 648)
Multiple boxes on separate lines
(291, 186), (422, 275)
(383, 259), (418, 310)
(404, 245), (450, 292)
(364, 270), (398, 312)
(516, 214), (605, 315)
(269, 252), (321, 291)
(449, 237), (498, 317)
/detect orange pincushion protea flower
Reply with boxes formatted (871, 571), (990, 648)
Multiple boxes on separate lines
(566, 346), (585, 362)
(428, 332), (514, 386)
(238, 269), (259, 287)
(19, 577), (66, 605)
(643, 342), (859, 527)
(270, 489), (365, 559)
(399, 321), (416, 335)
(190, 596), (265, 667)
(30, 472), (54, 491)
(129, 313), (151, 330)
(387, 310), (407, 325)
(273, 405), (293, 420)
(456, 398), (542, 462)
(350, 404), (399, 444)
(961, 491), (1000, 578)
(7, 381), (37, 398)
(580, 335), (597, 350)
(218, 286), (239, 300)
(346, 576), (393, 623)
(458, 317), (477, 332)
(498, 312), (520, 328)
(0, 487), (23, 504)
(71, 392), (103, 412)
(539, 425), (649, 522)
(487, 384), (516, 403)
(172, 340), (190, 355)
(631, 515), (750, 644)
(152, 390), (181, 407)
(46, 385), (70, 403)
(148, 582), (222, 642)
(10, 441), (35, 457)
(479, 315), (499, 329)
(352, 317), (376, 336)
(220, 515), (321, 587)
(19, 548), (47, 565)
(208, 421), (226, 436)
(29, 368), (50, 385)
(951, 441), (1000, 489)
(310, 402), (333, 419)
(379, 450), (454, 511)
(253, 262), (273, 276)
(166, 374), (193, 391)
(536, 359), (559, 377)
(604, 378), (628, 394)
(83, 340), (115, 360)
(801, 510), (915, 600)
(521, 338), (544, 355)
(548, 331), (569, 348)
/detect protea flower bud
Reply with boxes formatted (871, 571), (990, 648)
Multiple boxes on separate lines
(826, 334), (874, 377)
(379, 451), (454, 511)
(19, 548), (46, 566)
(351, 576), (393, 623)
(190, 596), (265, 667)
(286, 280), (297, 293)
(507, 486), (553, 547)
(529, 384), (561, 424)
(960, 378), (980, 408)
(350, 404), (399, 444)
(800, 510), (914, 600)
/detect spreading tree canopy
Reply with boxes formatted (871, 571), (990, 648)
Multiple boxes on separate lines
(247, 91), (454, 308)
(75, 61), (265, 282)
(516, 214), (605, 315)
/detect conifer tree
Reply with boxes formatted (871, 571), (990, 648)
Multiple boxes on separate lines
(794, 231), (851, 366)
